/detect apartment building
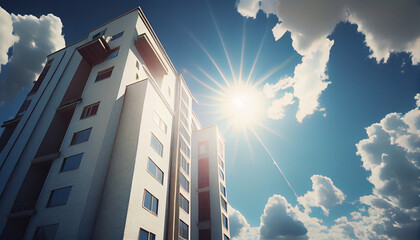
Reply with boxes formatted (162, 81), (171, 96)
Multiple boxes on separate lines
(0, 7), (229, 240)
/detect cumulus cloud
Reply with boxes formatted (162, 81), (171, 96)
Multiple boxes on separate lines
(0, 7), (18, 72)
(237, 0), (420, 122)
(298, 175), (345, 216)
(260, 195), (308, 240)
(228, 205), (259, 240)
(267, 92), (294, 120)
(0, 7), (65, 103)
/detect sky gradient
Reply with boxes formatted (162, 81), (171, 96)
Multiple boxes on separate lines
(0, 0), (419, 239)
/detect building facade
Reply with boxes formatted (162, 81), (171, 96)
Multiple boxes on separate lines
(0, 7), (229, 240)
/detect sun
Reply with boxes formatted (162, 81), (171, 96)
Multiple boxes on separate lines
(220, 82), (264, 131)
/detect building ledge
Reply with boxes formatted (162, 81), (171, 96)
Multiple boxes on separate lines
(57, 98), (82, 112)
(1, 115), (22, 128)
(32, 152), (60, 164)
(77, 37), (110, 65)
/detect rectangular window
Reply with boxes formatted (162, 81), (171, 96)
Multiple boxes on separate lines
(143, 190), (158, 215)
(224, 235), (230, 240)
(180, 194), (189, 213)
(181, 155), (189, 175)
(180, 112), (189, 128)
(153, 112), (167, 134)
(223, 214), (229, 230)
(33, 223), (58, 240)
(179, 123), (190, 141)
(105, 47), (119, 61)
(139, 228), (156, 240)
(180, 101), (189, 118)
(180, 138), (190, 158)
(181, 87), (190, 104)
(70, 128), (92, 145)
(80, 102), (99, 119)
(95, 67), (114, 82)
(220, 183), (226, 197)
(92, 29), (106, 40)
(151, 134), (163, 156)
(179, 220), (189, 240)
(219, 168), (225, 180)
(180, 173), (189, 193)
(61, 153), (83, 172)
(111, 31), (123, 41)
(47, 186), (72, 207)
(136, 60), (140, 69)
(221, 196), (227, 212)
(147, 158), (164, 184)
(198, 191), (211, 221)
(199, 141), (208, 154)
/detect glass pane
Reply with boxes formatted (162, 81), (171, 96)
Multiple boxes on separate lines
(33, 224), (59, 240)
(48, 186), (72, 207)
(106, 48), (119, 60)
(111, 31), (123, 41)
(152, 197), (158, 214)
(71, 128), (91, 145)
(144, 191), (152, 210)
(150, 233), (156, 240)
(139, 229), (149, 240)
(61, 153), (83, 172)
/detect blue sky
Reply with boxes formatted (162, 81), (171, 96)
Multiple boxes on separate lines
(0, 0), (419, 239)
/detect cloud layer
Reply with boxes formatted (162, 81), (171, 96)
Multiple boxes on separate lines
(0, 7), (65, 103)
(230, 94), (420, 239)
(237, 0), (420, 122)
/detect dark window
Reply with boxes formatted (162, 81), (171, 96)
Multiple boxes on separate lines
(136, 61), (140, 69)
(179, 220), (189, 240)
(151, 134), (163, 156)
(92, 29), (106, 40)
(61, 153), (83, 172)
(105, 48), (119, 61)
(223, 214), (229, 230)
(219, 168), (224, 180)
(198, 159), (209, 189)
(143, 190), (158, 215)
(181, 155), (189, 175)
(139, 228), (156, 240)
(221, 196), (227, 212)
(70, 128), (92, 145)
(180, 174), (189, 193)
(80, 102), (99, 119)
(224, 235), (230, 240)
(47, 186), (72, 207)
(180, 194), (189, 213)
(33, 224), (58, 240)
(220, 183), (226, 197)
(199, 229), (211, 240)
(95, 67), (113, 82)
(148, 158), (164, 184)
(111, 31), (123, 41)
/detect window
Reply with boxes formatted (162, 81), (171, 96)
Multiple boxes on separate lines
(143, 190), (158, 215)
(105, 48), (119, 61)
(219, 168), (225, 180)
(179, 220), (189, 240)
(180, 101), (189, 117)
(223, 214), (229, 230)
(80, 102), (99, 119)
(179, 123), (190, 141)
(181, 87), (190, 104)
(181, 155), (189, 175)
(136, 60), (140, 69)
(218, 156), (224, 170)
(33, 224), (58, 240)
(47, 186), (72, 207)
(151, 134), (163, 156)
(224, 235), (230, 240)
(61, 153), (83, 172)
(180, 194), (189, 213)
(180, 112), (189, 128)
(199, 141), (208, 154)
(153, 112), (167, 134)
(92, 29), (106, 39)
(139, 228), (156, 240)
(221, 196), (227, 212)
(180, 173), (189, 193)
(136, 73), (139, 80)
(220, 183), (226, 197)
(111, 31), (123, 41)
(70, 128), (92, 145)
(147, 158), (164, 184)
(95, 67), (114, 82)
(219, 138), (224, 156)
(180, 138), (190, 158)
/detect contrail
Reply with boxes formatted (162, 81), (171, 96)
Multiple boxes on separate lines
(250, 126), (298, 199)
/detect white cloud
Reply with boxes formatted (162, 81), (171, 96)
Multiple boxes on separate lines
(263, 76), (294, 99)
(267, 92), (294, 120)
(260, 195), (308, 240)
(237, 0), (420, 122)
(228, 205), (259, 240)
(298, 175), (345, 216)
(0, 7), (18, 72)
(0, 9), (65, 103)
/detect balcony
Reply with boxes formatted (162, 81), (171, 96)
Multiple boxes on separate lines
(8, 201), (36, 218)
(77, 37), (111, 65)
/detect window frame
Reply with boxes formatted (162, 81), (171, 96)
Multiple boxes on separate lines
(60, 153), (83, 172)
(180, 155), (190, 176)
(150, 133), (164, 157)
(147, 158), (164, 184)
(220, 183), (226, 197)
(223, 214), (229, 230)
(80, 102), (100, 119)
(105, 47), (120, 61)
(47, 186), (72, 208)
(95, 66), (114, 82)
(110, 31), (124, 41)
(180, 173), (189, 193)
(179, 193), (189, 214)
(179, 220), (189, 240)
(70, 128), (92, 145)
(139, 228), (156, 240)
(143, 189), (159, 216)
(221, 196), (227, 212)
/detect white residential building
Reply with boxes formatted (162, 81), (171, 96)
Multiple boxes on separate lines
(0, 7), (229, 240)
